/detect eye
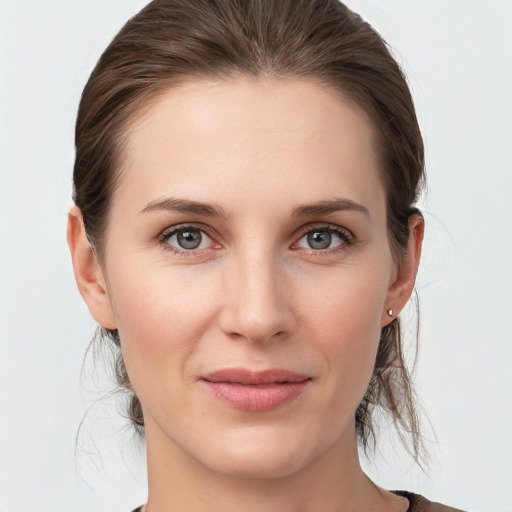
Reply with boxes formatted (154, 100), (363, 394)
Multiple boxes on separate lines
(160, 226), (215, 251)
(295, 227), (351, 251)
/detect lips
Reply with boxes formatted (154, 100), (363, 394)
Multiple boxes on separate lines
(200, 368), (311, 411)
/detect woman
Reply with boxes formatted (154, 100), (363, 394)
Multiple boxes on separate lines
(67, 0), (463, 510)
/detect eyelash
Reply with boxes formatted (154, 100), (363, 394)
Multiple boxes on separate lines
(156, 224), (219, 257)
(291, 224), (355, 255)
(156, 223), (355, 256)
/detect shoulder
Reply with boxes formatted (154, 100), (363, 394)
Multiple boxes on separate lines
(394, 491), (467, 512)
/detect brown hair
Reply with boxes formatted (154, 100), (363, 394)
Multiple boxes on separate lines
(74, 0), (425, 462)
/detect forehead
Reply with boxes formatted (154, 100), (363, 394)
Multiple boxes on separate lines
(114, 77), (384, 217)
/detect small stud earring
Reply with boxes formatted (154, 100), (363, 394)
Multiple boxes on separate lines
(387, 309), (393, 317)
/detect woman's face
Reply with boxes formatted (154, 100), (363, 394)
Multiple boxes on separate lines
(92, 78), (406, 478)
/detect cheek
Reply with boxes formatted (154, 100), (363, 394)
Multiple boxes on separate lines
(305, 261), (386, 337)
(105, 258), (219, 396)
(301, 264), (387, 401)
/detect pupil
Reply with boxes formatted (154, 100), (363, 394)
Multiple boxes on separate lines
(308, 230), (331, 250)
(178, 230), (202, 249)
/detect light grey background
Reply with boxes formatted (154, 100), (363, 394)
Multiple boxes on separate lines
(1, 1), (511, 511)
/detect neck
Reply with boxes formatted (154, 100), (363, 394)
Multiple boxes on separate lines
(143, 419), (407, 512)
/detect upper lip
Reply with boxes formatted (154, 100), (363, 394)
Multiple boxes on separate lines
(201, 368), (311, 385)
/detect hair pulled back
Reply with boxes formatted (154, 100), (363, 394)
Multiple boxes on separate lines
(74, 0), (425, 460)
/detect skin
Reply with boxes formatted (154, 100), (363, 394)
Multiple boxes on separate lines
(68, 78), (423, 512)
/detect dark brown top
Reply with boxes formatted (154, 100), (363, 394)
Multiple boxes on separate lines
(131, 492), (466, 511)
(394, 491), (465, 511)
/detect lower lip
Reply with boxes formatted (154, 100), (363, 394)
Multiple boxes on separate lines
(201, 380), (310, 411)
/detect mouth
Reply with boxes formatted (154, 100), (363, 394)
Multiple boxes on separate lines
(200, 368), (311, 411)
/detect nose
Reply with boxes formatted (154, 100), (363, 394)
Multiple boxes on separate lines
(218, 250), (295, 344)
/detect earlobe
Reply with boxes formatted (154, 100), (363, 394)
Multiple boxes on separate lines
(381, 213), (424, 326)
(67, 205), (117, 330)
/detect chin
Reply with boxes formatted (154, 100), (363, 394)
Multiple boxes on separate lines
(195, 424), (325, 480)
(207, 449), (307, 480)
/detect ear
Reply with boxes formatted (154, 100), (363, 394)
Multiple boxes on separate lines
(381, 213), (424, 326)
(67, 205), (117, 330)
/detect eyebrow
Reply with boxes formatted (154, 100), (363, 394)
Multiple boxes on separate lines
(292, 198), (369, 217)
(141, 196), (368, 219)
(141, 197), (228, 218)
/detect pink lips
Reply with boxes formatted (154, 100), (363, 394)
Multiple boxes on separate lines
(200, 368), (311, 411)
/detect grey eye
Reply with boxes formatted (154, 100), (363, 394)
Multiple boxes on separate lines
(307, 230), (332, 250)
(166, 228), (212, 250)
(295, 228), (345, 251)
(176, 229), (202, 249)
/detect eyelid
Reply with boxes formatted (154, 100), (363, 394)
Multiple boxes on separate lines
(290, 223), (355, 251)
(292, 223), (354, 242)
(156, 223), (221, 253)
(155, 221), (355, 255)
